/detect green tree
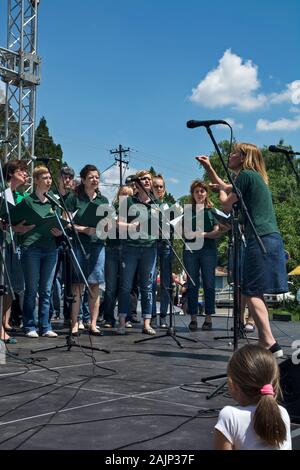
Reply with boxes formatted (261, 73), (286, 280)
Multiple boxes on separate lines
(34, 117), (63, 184)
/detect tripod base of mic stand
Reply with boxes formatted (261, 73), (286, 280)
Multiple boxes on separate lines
(30, 334), (110, 355)
(214, 330), (257, 342)
(201, 373), (228, 399)
(134, 327), (197, 349)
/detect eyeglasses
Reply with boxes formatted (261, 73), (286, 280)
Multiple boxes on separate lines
(139, 176), (151, 181)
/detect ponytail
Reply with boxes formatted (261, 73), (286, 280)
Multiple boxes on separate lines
(253, 394), (287, 447)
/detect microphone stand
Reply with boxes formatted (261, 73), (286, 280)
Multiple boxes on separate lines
(192, 124), (266, 399)
(0, 154), (17, 356)
(132, 180), (197, 348)
(284, 153), (300, 185)
(30, 206), (109, 355)
(30, 161), (109, 355)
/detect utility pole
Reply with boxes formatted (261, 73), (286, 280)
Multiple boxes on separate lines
(110, 144), (130, 186)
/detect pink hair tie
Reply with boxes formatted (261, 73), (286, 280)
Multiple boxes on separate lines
(260, 384), (274, 396)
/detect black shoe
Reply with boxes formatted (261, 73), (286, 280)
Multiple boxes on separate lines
(160, 320), (168, 329)
(131, 315), (140, 324)
(268, 342), (283, 358)
(201, 321), (212, 331)
(189, 320), (198, 331)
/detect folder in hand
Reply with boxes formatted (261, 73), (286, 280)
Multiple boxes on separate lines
(212, 208), (231, 224)
(10, 199), (68, 233)
(0, 188), (16, 218)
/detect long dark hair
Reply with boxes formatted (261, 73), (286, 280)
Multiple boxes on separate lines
(75, 164), (100, 199)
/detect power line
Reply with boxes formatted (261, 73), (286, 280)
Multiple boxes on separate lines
(110, 144), (130, 186)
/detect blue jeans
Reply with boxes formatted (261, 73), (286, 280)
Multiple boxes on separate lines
(152, 242), (172, 318)
(103, 245), (121, 326)
(22, 246), (58, 334)
(78, 288), (91, 323)
(119, 244), (157, 319)
(183, 247), (217, 316)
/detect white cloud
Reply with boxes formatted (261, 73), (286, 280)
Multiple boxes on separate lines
(189, 49), (267, 111)
(168, 177), (179, 184)
(256, 115), (300, 131)
(224, 117), (244, 130)
(289, 106), (300, 113)
(100, 163), (137, 202)
(270, 80), (300, 105)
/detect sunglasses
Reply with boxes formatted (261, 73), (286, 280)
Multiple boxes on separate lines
(153, 185), (164, 189)
(139, 176), (151, 181)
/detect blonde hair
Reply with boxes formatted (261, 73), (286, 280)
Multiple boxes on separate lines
(136, 169), (152, 180)
(117, 185), (133, 198)
(190, 180), (214, 208)
(234, 143), (269, 184)
(227, 344), (286, 447)
(33, 166), (51, 181)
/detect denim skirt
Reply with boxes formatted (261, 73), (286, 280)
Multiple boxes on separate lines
(72, 242), (105, 284)
(242, 233), (288, 296)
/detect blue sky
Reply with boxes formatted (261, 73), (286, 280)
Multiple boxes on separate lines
(1, 0), (300, 200)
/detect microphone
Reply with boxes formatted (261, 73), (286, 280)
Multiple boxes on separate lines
(31, 156), (61, 162)
(43, 192), (64, 211)
(125, 175), (140, 183)
(268, 145), (300, 156)
(186, 119), (229, 128)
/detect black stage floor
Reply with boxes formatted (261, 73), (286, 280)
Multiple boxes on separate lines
(1, 314), (300, 451)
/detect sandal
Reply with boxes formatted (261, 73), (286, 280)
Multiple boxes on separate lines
(142, 327), (156, 336)
(244, 322), (255, 333)
(201, 321), (212, 331)
(189, 320), (198, 331)
(89, 327), (103, 336)
(3, 337), (18, 344)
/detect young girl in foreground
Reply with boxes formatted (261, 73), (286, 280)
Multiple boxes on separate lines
(214, 344), (291, 450)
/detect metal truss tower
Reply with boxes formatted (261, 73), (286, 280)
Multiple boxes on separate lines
(0, 0), (41, 164)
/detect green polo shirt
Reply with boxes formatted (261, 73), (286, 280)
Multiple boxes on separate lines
(119, 195), (159, 248)
(52, 189), (73, 204)
(235, 169), (279, 238)
(183, 207), (217, 249)
(18, 192), (59, 249)
(66, 191), (109, 244)
(105, 201), (121, 248)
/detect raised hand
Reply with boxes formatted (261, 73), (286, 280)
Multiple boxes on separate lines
(195, 155), (211, 169)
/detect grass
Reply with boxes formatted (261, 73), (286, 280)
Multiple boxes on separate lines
(269, 303), (300, 322)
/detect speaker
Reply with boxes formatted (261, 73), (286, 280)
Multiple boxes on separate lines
(279, 358), (300, 423)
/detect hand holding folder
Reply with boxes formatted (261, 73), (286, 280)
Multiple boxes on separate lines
(10, 199), (68, 235)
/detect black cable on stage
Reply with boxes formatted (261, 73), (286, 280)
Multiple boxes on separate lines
(0, 411), (221, 450)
